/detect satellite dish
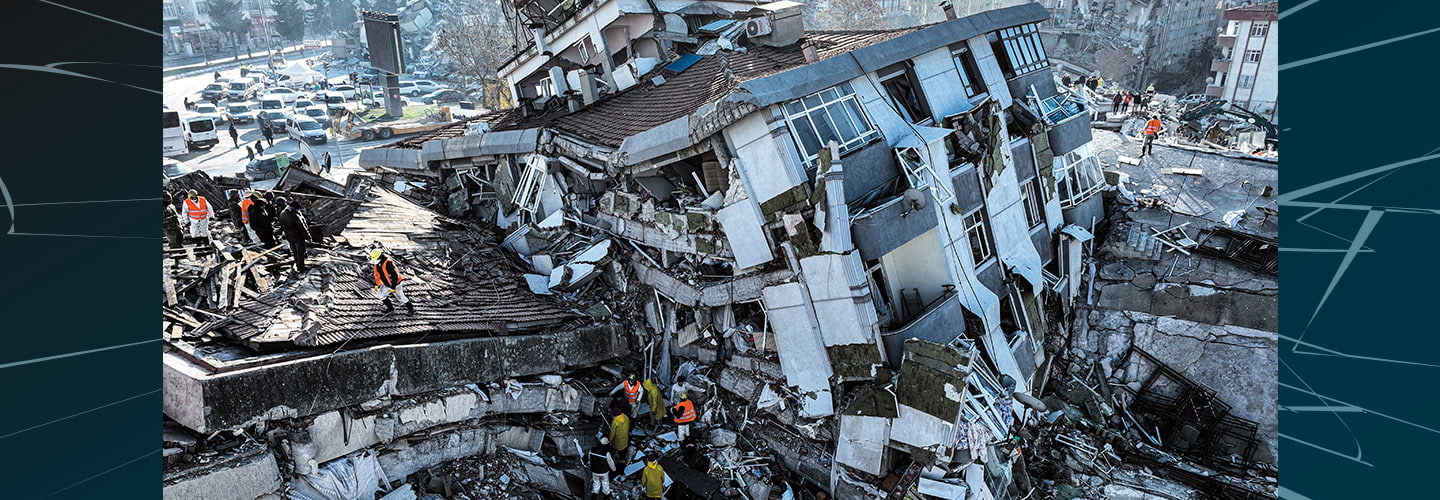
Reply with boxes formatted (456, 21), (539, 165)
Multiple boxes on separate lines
(903, 188), (927, 210)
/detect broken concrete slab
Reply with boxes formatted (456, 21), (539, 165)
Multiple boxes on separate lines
(163, 449), (282, 500)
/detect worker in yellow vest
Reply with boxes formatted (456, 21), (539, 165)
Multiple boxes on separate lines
(608, 408), (632, 465)
(671, 393), (698, 442)
(182, 190), (211, 240)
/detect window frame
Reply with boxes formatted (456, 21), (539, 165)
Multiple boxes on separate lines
(988, 23), (1049, 79)
(950, 44), (987, 98)
(962, 208), (996, 268)
(1019, 177), (1044, 229)
(1052, 143), (1104, 208)
(1250, 22), (1270, 38)
(879, 62), (934, 124)
(1238, 74), (1255, 89)
(780, 82), (882, 166)
(1244, 49), (1262, 63)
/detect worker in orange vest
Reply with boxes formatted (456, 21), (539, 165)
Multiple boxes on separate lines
(182, 190), (211, 240)
(670, 392), (698, 442)
(610, 374), (644, 417)
(371, 249), (415, 314)
(238, 191), (260, 244)
(1142, 115), (1164, 157)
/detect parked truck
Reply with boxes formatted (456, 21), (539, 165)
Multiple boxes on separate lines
(333, 106), (456, 141)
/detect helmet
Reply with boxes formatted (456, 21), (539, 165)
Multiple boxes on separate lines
(187, 189), (198, 197)
(627, 374), (637, 381)
(680, 392), (689, 400)
(370, 249), (383, 261)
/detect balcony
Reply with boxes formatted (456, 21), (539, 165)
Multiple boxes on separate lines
(1205, 85), (1224, 97)
(1218, 35), (1236, 48)
(513, 0), (596, 31)
(879, 290), (964, 367)
(1211, 59), (1231, 73)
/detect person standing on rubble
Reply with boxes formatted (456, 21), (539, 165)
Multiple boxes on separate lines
(245, 192), (278, 249)
(275, 197), (310, 273)
(1142, 115), (1164, 158)
(611, 374), (644, 417)
(1122, 91), (1134, 115)
(641, 460), (666, 499)
(163, 191), (185, 249)
(644, 377), (666, 425)
(227, 190), (251, 245)
(609, 407), (632, 465)
(588, 437), (617, 498)
(1111, 92), (1123, 116)
(182, 190), (211, 242)
(670, 393), (698, 443)
(371, 249), (416, 314)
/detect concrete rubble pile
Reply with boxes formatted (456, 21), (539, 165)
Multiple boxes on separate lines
(162, 2), (1278, 499)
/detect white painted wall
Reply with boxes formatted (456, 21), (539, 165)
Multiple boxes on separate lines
(761, 282), (836, 418)
(724, 111), (807, 203)
(880, 229), (951, 308)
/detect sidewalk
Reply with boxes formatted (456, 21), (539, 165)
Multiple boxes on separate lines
(164, 43), (338, 80)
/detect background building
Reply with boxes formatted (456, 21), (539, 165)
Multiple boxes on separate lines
(1207, 1), (1278, 122)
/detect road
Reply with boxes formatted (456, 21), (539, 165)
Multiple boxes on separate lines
(164, 67), (393, 187)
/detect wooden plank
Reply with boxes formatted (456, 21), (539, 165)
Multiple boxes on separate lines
(163, 308), (202, 328)
(163, 260), (179, 306)
(232, 267), (248, 308)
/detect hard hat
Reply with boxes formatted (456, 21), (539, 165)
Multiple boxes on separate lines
(627, 374), (637, 380)
(370, 249), (383, 261)
(187, 189), (198, 197)
(680, 392), (689, 400)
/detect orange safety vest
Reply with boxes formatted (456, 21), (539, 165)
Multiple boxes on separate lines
(239, 198), (254, 224)
(373, 259), (404, 287)
(184, 197), (209, 220)
(622, 380), (642, 404)
(1144, 119), (1162, 135)
(672, 400), (697, 423)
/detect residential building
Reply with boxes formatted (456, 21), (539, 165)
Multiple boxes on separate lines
(1207, 1), (1277, 122)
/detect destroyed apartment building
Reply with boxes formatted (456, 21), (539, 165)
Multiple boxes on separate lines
(162, 1), (1277, 499)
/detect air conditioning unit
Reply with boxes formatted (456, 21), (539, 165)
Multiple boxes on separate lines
(744, 16), (773, 38)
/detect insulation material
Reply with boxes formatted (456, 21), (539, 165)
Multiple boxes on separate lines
(760, 283), (835, 418)
(286, 451), (388, 500)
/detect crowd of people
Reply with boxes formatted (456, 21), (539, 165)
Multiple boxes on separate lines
(581, 373), (705, 498)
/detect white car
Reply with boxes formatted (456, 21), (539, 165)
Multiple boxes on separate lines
(286, 115), (328, 145)
(292, 98), (316, 112)
(192, 103), (224, 126)
(401, 80), (442, 96)
(330, 84), (357, 100)
(262, 87), (299, 104)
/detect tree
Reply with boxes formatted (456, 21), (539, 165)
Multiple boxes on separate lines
(316, 0), (359, 35)
(272, 0), (307, 43)
(205, 0), (251, 58)
(429, 14), (515, 110)
(812, 0), (887, 31)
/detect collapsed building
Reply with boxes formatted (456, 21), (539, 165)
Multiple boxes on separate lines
(162, 1), (1276, 499)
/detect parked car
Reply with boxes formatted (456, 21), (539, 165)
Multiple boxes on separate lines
(200, 83), (226, 101)
(259, 97), (284, 111)
(317, 91), (348, 113)
(226, 78), (260, 101)
(329, 85), (357, 100)
(1177, 93), (1213, 106)
(257, 109), (289, 133)
(286, 115), (328, 144)
(292, 98), (316, 112)
(192, 103), (224, 126)
(224, 103), (256, 124)
(262, 87), (299, 104)
(398, 80), (442, 96)
(163, 158), (192, 185)
(357, 70), (381, 85)
(419, 89), (468, 105)
(245, 152), (293, 180)
(298, 107), (333, 128)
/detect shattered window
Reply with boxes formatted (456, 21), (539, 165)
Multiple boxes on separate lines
(1019, 178), (1043, 228)
(963, 209), (994, 267)
(880, 63), (932, 124)
(781, 82), (880, 165)
(951, 44), (986, 98)
(989, 23), (1049, 79)
(1052, 143), (1104, 208)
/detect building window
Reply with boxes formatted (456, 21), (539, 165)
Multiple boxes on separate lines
(963, 209), (995, 267)
(951, 44), (986, 98)
(879, 63), (932, 124)
(988, 23), (1049, 78)
(1238, 75), (1255, 88)
(782, 82), (881, 165)
(1020, 178), (1044, 228)
(1053, 143), (1104, 208)
(1250, 22), (1270, 38)
(1244, 50), (1262, 63)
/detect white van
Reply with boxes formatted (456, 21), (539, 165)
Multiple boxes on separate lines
(226, 78), (260, 101)
(181, 114), (219, 150)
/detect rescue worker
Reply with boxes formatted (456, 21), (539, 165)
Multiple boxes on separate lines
(245, 192), (277, 248)
(275, 197), (310, 273)
(227, 190), (250, 244)
(671, 393), (697, 442)
(641, 460), (666, 499)
(644, 377), (666, 424)
(1142, 115), (1164, 157)
(611, 374), (644, 417)
(609, 408), (632, 465)
(182, 190), (211, 241)
(588, 437), (617, 498)
(371, 249), (415, 314)
(162, 192), (185, 249)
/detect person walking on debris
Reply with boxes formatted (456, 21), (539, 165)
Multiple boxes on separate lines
(228, 123), (239, 148)
(644, 377), (666, 425)
(671, 393), (697, 442)
(1061, 73), (1072, 88)
(587, 437), (617, 498)
(641, 460), (666, 499)
(1142, 115), (1164, 158)
(162, 192), (185, 249)
(244, 192), (277, 248)
(275, 197), (310, 273)
(1122, 91), (1133, 115)
(182, 190), (211, 241)
(612, 374), (644, 417)
(609, 407), (632, 465)
(371, 249), (415, 314)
